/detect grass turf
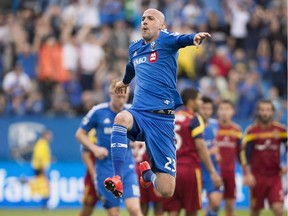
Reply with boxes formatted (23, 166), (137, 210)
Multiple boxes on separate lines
(0, 209), (277, 216)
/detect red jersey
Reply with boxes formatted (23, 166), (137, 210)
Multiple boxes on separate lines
(241, 121), (287, 176)
(174, 109), (205, 168)
(216, 122), (242, 172)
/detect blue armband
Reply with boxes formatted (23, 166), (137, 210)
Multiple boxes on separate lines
(177, 33), (196, 47)
(123, 62), (135, 85)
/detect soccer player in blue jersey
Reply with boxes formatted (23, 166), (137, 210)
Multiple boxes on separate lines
(104, 8), (211, 198)
(75, 81), (143, 216)
(199, 97), (223, 216)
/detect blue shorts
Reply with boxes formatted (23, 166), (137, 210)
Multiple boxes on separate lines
(127, 109), (176, 177)
(201, 164), (222, 195)
(96, 165), (140, 209)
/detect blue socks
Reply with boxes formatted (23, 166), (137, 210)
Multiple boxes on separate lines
(110, 124), (128, 179)
(143, 170), (158, 189)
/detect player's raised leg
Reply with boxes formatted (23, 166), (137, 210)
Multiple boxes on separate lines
(104, 110), (133, 196)
(155, 173), (175, 197)
(136, 113), (176, 198)
(139, 160), (175, 198)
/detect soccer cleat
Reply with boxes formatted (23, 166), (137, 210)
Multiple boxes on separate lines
(139, 161), (152, 188)
(104, 175), (123, 197)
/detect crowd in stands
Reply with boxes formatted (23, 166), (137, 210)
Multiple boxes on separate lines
(0, 0), (286, 122)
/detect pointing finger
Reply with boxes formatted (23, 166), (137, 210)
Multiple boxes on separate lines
(199, 32), (211, 38)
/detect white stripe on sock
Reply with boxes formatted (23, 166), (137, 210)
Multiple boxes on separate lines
(111, 143), (128, 148)
(151, 175), (157, 189)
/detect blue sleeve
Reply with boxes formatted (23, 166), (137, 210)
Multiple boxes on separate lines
(160, 30), (196, 50)
(177, 34), (196, 48)
(80, 109), (98, 132)
(123, 61), (135, 85)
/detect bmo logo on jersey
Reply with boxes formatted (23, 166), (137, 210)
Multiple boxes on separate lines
(149, 51), (158, 63)
(133, 57), (146, 66)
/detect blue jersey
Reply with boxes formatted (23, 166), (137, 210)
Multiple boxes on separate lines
(80, 102), (135, 175)
(129, 30), (195, 110)
(80, 103), (140, 207)
(202, 118), (219, 167)
(201, 118), (221, 194)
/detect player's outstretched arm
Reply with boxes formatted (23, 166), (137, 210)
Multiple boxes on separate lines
(193, 32), (211, 48)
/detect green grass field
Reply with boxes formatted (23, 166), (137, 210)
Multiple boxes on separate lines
(0, 209), (278, 216)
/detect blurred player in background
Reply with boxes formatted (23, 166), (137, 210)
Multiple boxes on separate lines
(216, 100), (242, 216)
(133, 141), (163, 216)
(78, 129), (98, 216)
(241, 99), (287, 216)
(199, 97), (223, 216)
(75, 81), (142, 216)
(30, 129), (53, 209)
(163, 88), (222, 216)
(104, 8), (211, 198)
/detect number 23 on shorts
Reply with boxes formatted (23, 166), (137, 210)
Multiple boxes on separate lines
(164, 157), (176, 172)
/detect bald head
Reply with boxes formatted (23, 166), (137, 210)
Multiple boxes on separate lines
(143, 8), (165, 25)
(141, 8), (166, 43)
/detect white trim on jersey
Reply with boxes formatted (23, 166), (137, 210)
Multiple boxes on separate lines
(86, 102), (109, 118)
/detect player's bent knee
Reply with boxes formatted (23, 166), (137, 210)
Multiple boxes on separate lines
(156, 173), (175, 197)
(157, 183), (175, 197)
(160, 188), (174, 198)
(114, 111), (133, 128)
